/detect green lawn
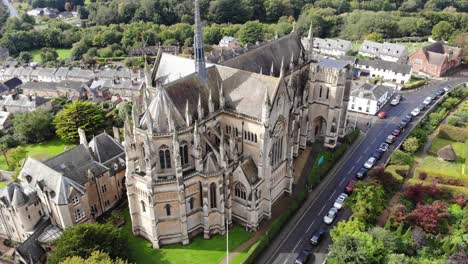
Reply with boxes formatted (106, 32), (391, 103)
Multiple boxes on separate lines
(0, 138), (74, 170)
(30, 48), (72, 62)
(416, 156), (465, 179)
(122, 210), (255, 264)
(428, 138), (466, 161)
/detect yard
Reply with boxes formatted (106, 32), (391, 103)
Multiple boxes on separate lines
(30, 48), (72, 62)
(0, 138), (74, 170)
(121, 210), (255, 264)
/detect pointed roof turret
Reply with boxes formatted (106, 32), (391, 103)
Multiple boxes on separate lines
(197, 94), (204, 120)
(194, 0), (207, 81)
(270, 61), (274, 76)
(219, 83), (225, 108)
(280, 56), (285, 77)
(185, 100), (191, 126)
(262, 90), (271, 126)
(208, 88), (214, 113)
(289, 51), (295, 70)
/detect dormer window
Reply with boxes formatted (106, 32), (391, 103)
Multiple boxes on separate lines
(72, 195), (80, 205)
(113, 163), (118, 170)
(25, 175), (32, 183)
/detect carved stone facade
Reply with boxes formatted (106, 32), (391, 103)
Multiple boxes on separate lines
(124, 2), (352, 249)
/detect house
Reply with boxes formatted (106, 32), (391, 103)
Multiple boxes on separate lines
(348, 82), (395, 115)
(3, 77), (22, 91)
(26, 8), (59, 18)
(409, 42), (463, 77)
(354, 58), (412, 84)
(309, 38), (353, 57)
(0, 111), (12, 130)
(358, 41), (408, 63)
(219, 36), (241, 49)
(0, 93), (52, 113)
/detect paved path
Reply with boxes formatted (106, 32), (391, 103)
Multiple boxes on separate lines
(1, 0), (18, 18)
(256, 77), (468, 264)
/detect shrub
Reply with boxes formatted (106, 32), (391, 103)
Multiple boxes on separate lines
(368, 166), (401, 194)
(447, 116), (464, 127)
(407, 200), (450, 234)
(389, 150), (414, 166)
(419, 172), (427, 180)
(403, 137), (420, 153)
(403, 80), (426, 90)
(437, 124), (468, 143)
(452, 194), (466, 207)
(403, 183), (444, 205)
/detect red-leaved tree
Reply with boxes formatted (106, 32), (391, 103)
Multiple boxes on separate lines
(389, 204), (407, 223)
(452, 194), (467, 208)
(403, 183), (444, 204)
(408, 200), (449, 234)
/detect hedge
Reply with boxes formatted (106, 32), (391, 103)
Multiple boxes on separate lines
(403, 79), (427, 90)
(437, 124), (468, 143)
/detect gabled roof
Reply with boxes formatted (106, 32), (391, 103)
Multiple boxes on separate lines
(88, 132), (125, 164)
(350, 82), (393, 100)
(203, 152), (220, 173)
(0, 182), (37, 208)
(421, 42), (463, 66)
(15, 217), (49, 264)
(356, 58), (412, 75)
(3, 77), (22, 90)
(359, 41), (407, 58)
(310, 38), (353, 52)
(240, 158), (259, 185)
(0, 93), (50, 110)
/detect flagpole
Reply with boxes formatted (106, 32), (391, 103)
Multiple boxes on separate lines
(226, 218), (229, 264)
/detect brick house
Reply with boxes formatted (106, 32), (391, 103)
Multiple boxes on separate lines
(409, 42), (463, 77)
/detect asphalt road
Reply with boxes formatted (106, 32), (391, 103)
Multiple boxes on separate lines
(1, 0), (18, 18)
(257, 77), (468, 264)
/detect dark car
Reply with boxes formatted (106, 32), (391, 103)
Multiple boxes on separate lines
(400, 120), (409, 128)
(436, 89), (445, 96)
(430, 93), (438, 100)
(295, 250), (312, 264)
(356, 167), (368, 179)
(392, 129), (401, 136)
(372, 149), (384, 160)
(310, 229), (326, 245)
(403, 114), (412, 123)
(418, 103), (426, 111)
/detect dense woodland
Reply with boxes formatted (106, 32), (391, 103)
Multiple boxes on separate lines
(0, 0), (466, 64)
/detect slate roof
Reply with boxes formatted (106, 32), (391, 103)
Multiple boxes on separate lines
(88, 132), (125, 164)
(240, 158), (259, 185)
(155, 53), (213, 85)
(312, 38), (353, 52)
(15, 217), (49, 264)
(359, 41), (407, 58)
(0, 82), (9, 94)
(0, 93), (50, 110)
(356, 58), (412, 75)
(21, 81), (58, 91)
(56, 80), (85, 91)
(318, 59), (350, 69)
(351, 82), (393, 100)
(3, 77), (22, 90)
(421, 42), (463, 66)
(0, 182), (37, 208)
(222, 33), (305, 76)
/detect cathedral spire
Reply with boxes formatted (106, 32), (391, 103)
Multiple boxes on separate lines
(208, 88), (214, 113)
(194, 0), (207, 81)
(219, 83), (225, 109)
(262, 91), (270, 126)
(185, 100), (191, 126)
(280, 56), (285, 77)
(197, 94), (204, 120)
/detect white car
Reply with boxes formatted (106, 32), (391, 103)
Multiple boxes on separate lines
(411, 108), (421, 116)
(379, 143), (389, 152)
(323, 207), (339, 224)
(390, 98), (400, 106)
(423, 97), (432, 105)
(443, 86), (451, 92)
(333, 193), (348, 210)
(364, 157), (377, 169)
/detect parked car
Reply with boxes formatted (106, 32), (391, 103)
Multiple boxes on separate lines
(345, 180), (356, 194)
(379, 143), (389, 152)
(430, 93), (438, 100)
(333, 193), (348, 210)
(397, 123), (406, 130)
(418, 103), (426, 111)
(392, 129), (401, 136)
(403, 114), (412, 122)
(295, 250), (312, 264)
(423, 96), (432, 105)
(436, 89), (445, 96)
(356, 167), (368, 179)
(390, 95), (401, 106)
(400, 120), (409, 128)
(364, 157), (377, 169)
(378, 112), (387, 119)
(310, 229), (326, 245)
(443, 85), (451, 92)
(385, 135), (396, 144)
(411, 108), (421, 116)
(324, 207), (339, 224)
(372, 149), (384, 160)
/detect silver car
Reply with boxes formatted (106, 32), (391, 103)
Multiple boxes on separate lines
(333, 193), (348, 210)
(324, 207), (339, 224)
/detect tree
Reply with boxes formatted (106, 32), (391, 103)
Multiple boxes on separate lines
(389, 149), (414, 166)
(403, 183), (444, 205)
(389, 204), (408, 223)
(432, 21), (455, 41)
(8, 146), (27, 171)
(77, 5), (89, 19)
(0, 135), (18, 168)
(18, 51), (33, 63)
(48, 223), (128, 264)
(13, 110), (55, 144)
(239, 20), (265, 45)
(54, 101), (106, 144)
(61, 250), (127, 264)
(450, 32), (468, 61)
(402, 137), (419, 153)
(345, 181), (386, 223)
(365, 32), (384, 43)
(368, 166), (401, 193)
(40, 47), (58, 63)
(203, 24), (223, 45)
(330, 217), (366, 242)
(448, 116), (463, 127)
(328, 233), (385, 263)
(408, 200), (450, 234)
(264, 0), (293, 23)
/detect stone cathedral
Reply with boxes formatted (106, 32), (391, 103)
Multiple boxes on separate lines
(123, 0), (353, 248)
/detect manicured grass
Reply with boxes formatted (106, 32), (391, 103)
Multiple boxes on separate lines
(428, 138), (466, 160)
(30, 48), (72, 62)
(417, 156), (464, 178)
(122, 210), (255, 264)
(0, 138), (74, 170)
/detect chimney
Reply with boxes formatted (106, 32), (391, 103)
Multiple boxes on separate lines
(112, 126), (120, 142)
(78, 128), (88, 146)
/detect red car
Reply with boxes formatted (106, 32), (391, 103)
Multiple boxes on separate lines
(344, 180), (356, 194)
(392, 129), (401, 136)
(378, 112), (387, 119)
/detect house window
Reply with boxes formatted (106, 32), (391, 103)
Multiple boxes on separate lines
(235, 128), (239, 137)
(210, 183), (217, 208)
(366, 107), (370, 113)
(141, 201), (146, 212)
(414, 58), (422, 65)
(74, 208), (85, 222)
(101, 185), (107, 193)
(179, 143), (189, 165)
(159, 146), (171, 169)
(367, 100), (371, 105)
(165, 204), (171, 216)
(326, 88), (330, 99)
(319, 86), (323, 98)
(189, 197), (195, 210)
(72, 195), (80, 205)
(234, 182), (247, 200)
(351, 104), (354, 109)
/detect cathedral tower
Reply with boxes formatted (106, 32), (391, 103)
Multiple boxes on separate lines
(194, 0), (207, 81)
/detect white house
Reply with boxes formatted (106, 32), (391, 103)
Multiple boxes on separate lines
(349, 82), (395, 115)
(359, 41), (408, 63)
(219, 36), (241, 49)
(354, 58), (412, 84)
(311, 38), (353, 57)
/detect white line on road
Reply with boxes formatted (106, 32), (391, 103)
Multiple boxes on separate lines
(319, 204), (326, 214)
(306, 220), (316, 233)
(329, 190), (337, 200)
(282, 256), (289, 264)
(339, 177), (346, 186)
(371, 137), (376, 143)
(293, 240), (301, 252)
(356, 156), (363, 163)
(364, 147), (369, 153)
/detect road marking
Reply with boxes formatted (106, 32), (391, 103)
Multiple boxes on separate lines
(282, 256), (289, 264)
(339, 177), (346, 186)
(306, 220), (316, 233)
(329, 190), (337, 200)
(371, 137), (376, 143)
(356, 156), (363, 163)
(364, 147), (369, 153)
(319, 204), (326, 214)
(293, 240), (301, 252)
(349, 165), (355, 173)
(265, 133), (368, 264)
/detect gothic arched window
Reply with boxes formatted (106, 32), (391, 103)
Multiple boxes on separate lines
(326, 88), (330, 99)
(319, 86), (323, 98)
(159, 145), (171, 169)
(165, 204), (171, 216)
(234, 182), (247, 200)
(210, 183), (217, 208)
(179, 142), (189, 166)
(141, 201), (146, 212)
(189, 197), (195, 210)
